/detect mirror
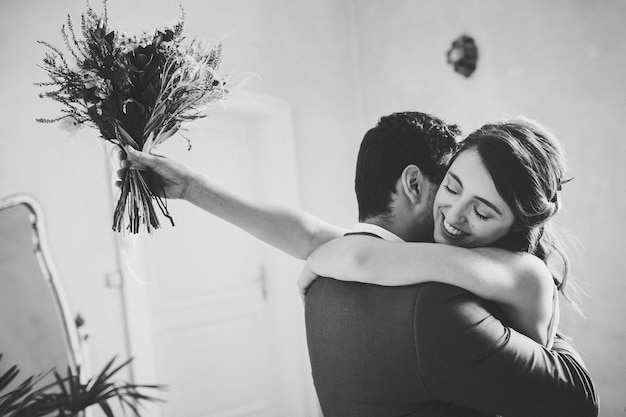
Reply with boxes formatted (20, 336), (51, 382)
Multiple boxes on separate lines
(0, 193), (84, 392)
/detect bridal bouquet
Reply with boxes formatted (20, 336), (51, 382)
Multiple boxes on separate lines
(36, 0), (228, 233)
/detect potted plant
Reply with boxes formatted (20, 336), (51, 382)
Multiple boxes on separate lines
(0, 354), (164, 416)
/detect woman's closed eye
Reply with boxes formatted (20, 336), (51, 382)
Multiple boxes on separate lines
(472, 205), (489, 221)
(443, 184), (460, 195)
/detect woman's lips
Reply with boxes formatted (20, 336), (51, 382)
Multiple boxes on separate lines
(440, 215), (469, 240)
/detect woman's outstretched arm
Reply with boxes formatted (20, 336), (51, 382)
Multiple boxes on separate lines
(303, 235), (555, 345)
(120, 147), (348, 259)
(185, 173), (347, 259)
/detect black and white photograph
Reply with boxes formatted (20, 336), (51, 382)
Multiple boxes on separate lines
(0, 1), (622, 416)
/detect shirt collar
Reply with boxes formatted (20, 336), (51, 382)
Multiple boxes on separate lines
(351, 223), (405, 242)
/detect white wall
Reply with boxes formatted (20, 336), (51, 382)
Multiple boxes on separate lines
(350, 1), (626, 415)
(1, 0), (624, 415)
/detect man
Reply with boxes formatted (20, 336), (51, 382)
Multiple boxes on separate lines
(120, 112), (598, 416)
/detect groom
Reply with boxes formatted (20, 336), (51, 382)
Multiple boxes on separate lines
(119, 112), (598, 416)
(304, 112), (598, 416)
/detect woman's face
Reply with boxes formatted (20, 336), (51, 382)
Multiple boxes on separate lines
(432, 149), (516, 248)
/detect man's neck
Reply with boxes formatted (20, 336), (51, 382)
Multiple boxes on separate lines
(362, 215), (434, 243)
(362, 216), (408, 241)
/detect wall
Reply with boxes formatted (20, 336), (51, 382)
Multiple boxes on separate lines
(1, 0), (624, 415)
(351, 1), (626, 415)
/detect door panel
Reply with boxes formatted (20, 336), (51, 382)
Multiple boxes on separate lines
(138, 113), (278, 417)
(123, 95), (319, 417)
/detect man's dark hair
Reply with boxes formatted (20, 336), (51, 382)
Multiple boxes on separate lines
(355, 112), (460, 221)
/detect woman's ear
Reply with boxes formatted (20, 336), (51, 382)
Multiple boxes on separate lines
(400, 165), (423, 204)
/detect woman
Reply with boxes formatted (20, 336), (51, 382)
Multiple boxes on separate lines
(119, 117), (575, 347)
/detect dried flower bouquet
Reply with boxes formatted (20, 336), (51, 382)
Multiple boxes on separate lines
(36, 0), (228, 233)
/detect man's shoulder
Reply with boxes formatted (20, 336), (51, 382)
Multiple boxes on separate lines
(412, 282), (495, 331)
(307, 277), (426, 307)
(411, 283), (508, 373)
(414, 282), (488, 309)
(308, 278), (483, 300)
(307, 279), (491, 324)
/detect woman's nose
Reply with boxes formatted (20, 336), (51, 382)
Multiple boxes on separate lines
(444, 201), (467, 225)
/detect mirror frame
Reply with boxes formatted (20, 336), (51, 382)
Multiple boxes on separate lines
(0, 193), (84, 376)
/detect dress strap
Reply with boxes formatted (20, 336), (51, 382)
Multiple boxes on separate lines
(545, 284), (560, 349)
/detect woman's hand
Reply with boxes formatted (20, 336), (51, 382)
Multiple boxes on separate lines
(298, 263), (320, 303)
(116, 146), (193, 200)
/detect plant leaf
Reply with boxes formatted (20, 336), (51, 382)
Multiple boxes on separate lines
(115, 125), (140, 149)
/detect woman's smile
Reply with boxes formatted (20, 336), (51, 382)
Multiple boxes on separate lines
(441, 215), (468, 238)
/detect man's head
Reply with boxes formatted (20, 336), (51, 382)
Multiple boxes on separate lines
(355, 112), (459, 242)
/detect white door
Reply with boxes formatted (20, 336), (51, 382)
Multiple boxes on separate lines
(121, 94), (319, 417)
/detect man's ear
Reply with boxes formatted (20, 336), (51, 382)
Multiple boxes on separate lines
(400, 165), (423, 204)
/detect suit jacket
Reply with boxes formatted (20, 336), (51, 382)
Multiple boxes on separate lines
(305, 273), (598, 416)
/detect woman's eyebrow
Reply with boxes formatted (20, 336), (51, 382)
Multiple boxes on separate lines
(447, 171), (462, 186)
(474, 196), (502, 215)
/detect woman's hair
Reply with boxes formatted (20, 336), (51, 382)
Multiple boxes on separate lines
(455, 117), (579, 306)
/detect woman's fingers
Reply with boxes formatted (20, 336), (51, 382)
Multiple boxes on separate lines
(125, 146), (156, 170)
(297, 265), (319, 305)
